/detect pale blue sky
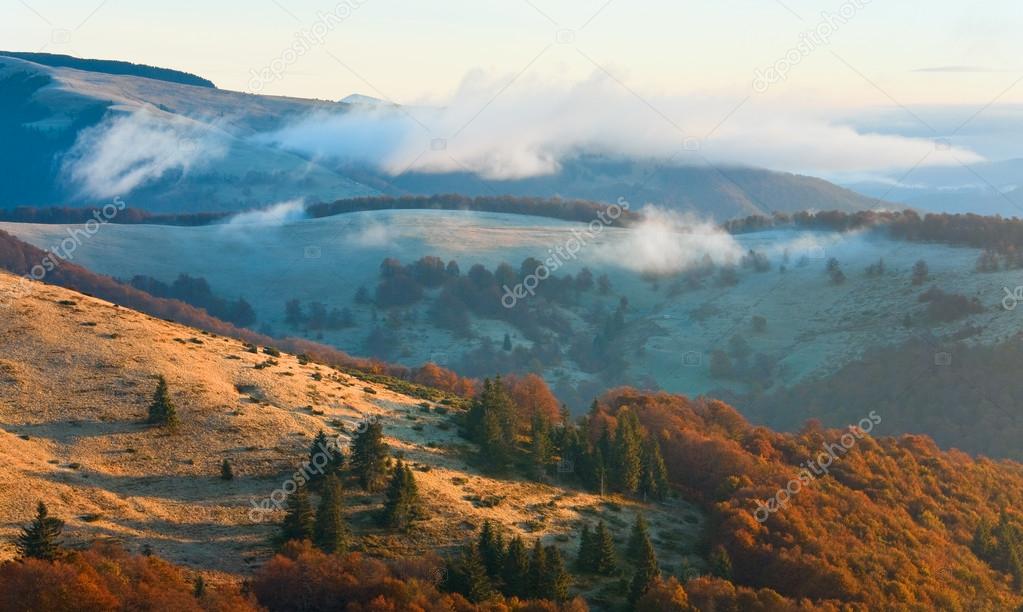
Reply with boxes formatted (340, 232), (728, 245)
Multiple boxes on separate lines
(4, 0), (1022, 107)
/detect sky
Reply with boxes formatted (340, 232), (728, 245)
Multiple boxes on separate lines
(5, 0), (1023, 179)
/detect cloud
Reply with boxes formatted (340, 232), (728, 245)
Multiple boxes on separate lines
(62, 110), (228, 199)
(255, 70), (985, 180)
(350, 218), (400, 247)
(590, 206), (742, 275)
(222, 199), (307, 227)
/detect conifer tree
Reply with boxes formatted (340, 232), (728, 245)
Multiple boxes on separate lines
(16, 502), (63, 560)
(147, 376), (178, 427)
(502, 535), (530, 599)
(539, 545), (570, 602)
(307, 429), (342, 488)
(220, 458), (234, 481)
(314, 474), (350, 554)
(478, 520), (505, 577)
(466, 377), (516, 468)
(639, 438), (669, 501)
(527, 539), (548, 599)
(612, 409), (642, 494)
(628, 528), (660, 604)
(576, 522), (596, 572)
(278, 484), (315, 546)
(530, 412), (553, 479)
(459, 543), (494, 603)
(379, 461), (422, 531)
(594, 520), (618, 575)
(627, 514), (650, 563)
(350, 420), (388, 491)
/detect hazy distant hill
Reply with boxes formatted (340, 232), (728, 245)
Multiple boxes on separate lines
(0, 51), (216, 88)
(0, 53), (881, 219)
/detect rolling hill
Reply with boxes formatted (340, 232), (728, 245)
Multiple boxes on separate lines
(0, 52), (881, 219)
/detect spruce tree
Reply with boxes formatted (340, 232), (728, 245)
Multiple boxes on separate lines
(350, 420), (388, 491)
(527, 539), (548, 599)
(639, 438), (669, 501)
(314, 474), (350, 554)
(530, 412), (553, 480)
(502, 535), (530, 598)
(462, 543), (494, 603)
(379, 461), (422, 531)
(220, 458), (233, 481)
(307, 429), (342, 488)
(576, 522), (596, 572)
(612, 409), (642, 494)
(466, 377), (516, 468)
(146, 376), (178, 427)
(278, 484), (315, 546)
(626, 514), (650, 563)
(478, 520), (505, 577)
(594, 520), (618, 575)
(16, 502), (63, 560)
(628, 529), (660, 604)
(539, 545), (570, 602)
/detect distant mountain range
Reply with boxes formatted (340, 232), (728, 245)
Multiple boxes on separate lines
(1, 52), (882, 219)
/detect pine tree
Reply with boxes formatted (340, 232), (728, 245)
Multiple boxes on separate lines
(626, 514), (650, 563)
(350, 420), (389, 491)
(639, 438), (669, 501)
(612, 409), (642, 494)
(576, 522), (596, 572)
(16, 501), (63, 560)
(379, 461), (422, 531)
(462, 543), (494, 603)
(146, 376), (178, 427)
(527, 539), (548, 599)
(277, 484), (315, 546)
(628, 529), (660, 604)
(539, 545), (570, 602)
(594, 520), (618, 575)
(530, 412), (553, 480)
(220, 458), (234, 481)
(466, 377), (516, 468)
(502, 536), (530, 599)
(314, 474), (350, 554)
(478, 520), (505, 577)
(502, 333), (512, 351)
(307, 429), (342, 488)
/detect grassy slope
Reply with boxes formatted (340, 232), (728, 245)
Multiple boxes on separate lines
(0, 271), (703, 590)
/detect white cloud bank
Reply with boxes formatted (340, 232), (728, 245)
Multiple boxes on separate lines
(257, 70), (985, 180)
(62, 110), (228, 199)
(590, 206), (743, 275)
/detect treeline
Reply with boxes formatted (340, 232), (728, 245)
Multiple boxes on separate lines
(307, 194), (638, 226)
(130, 274), (256, 327)
(0, 229), (477, 397)
(0, 205), (229, 226)
(725, 209), (1023, 259)
(0, 51), (217, 88)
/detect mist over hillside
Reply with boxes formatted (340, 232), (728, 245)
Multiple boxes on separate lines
(0, 53), (882, 219)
